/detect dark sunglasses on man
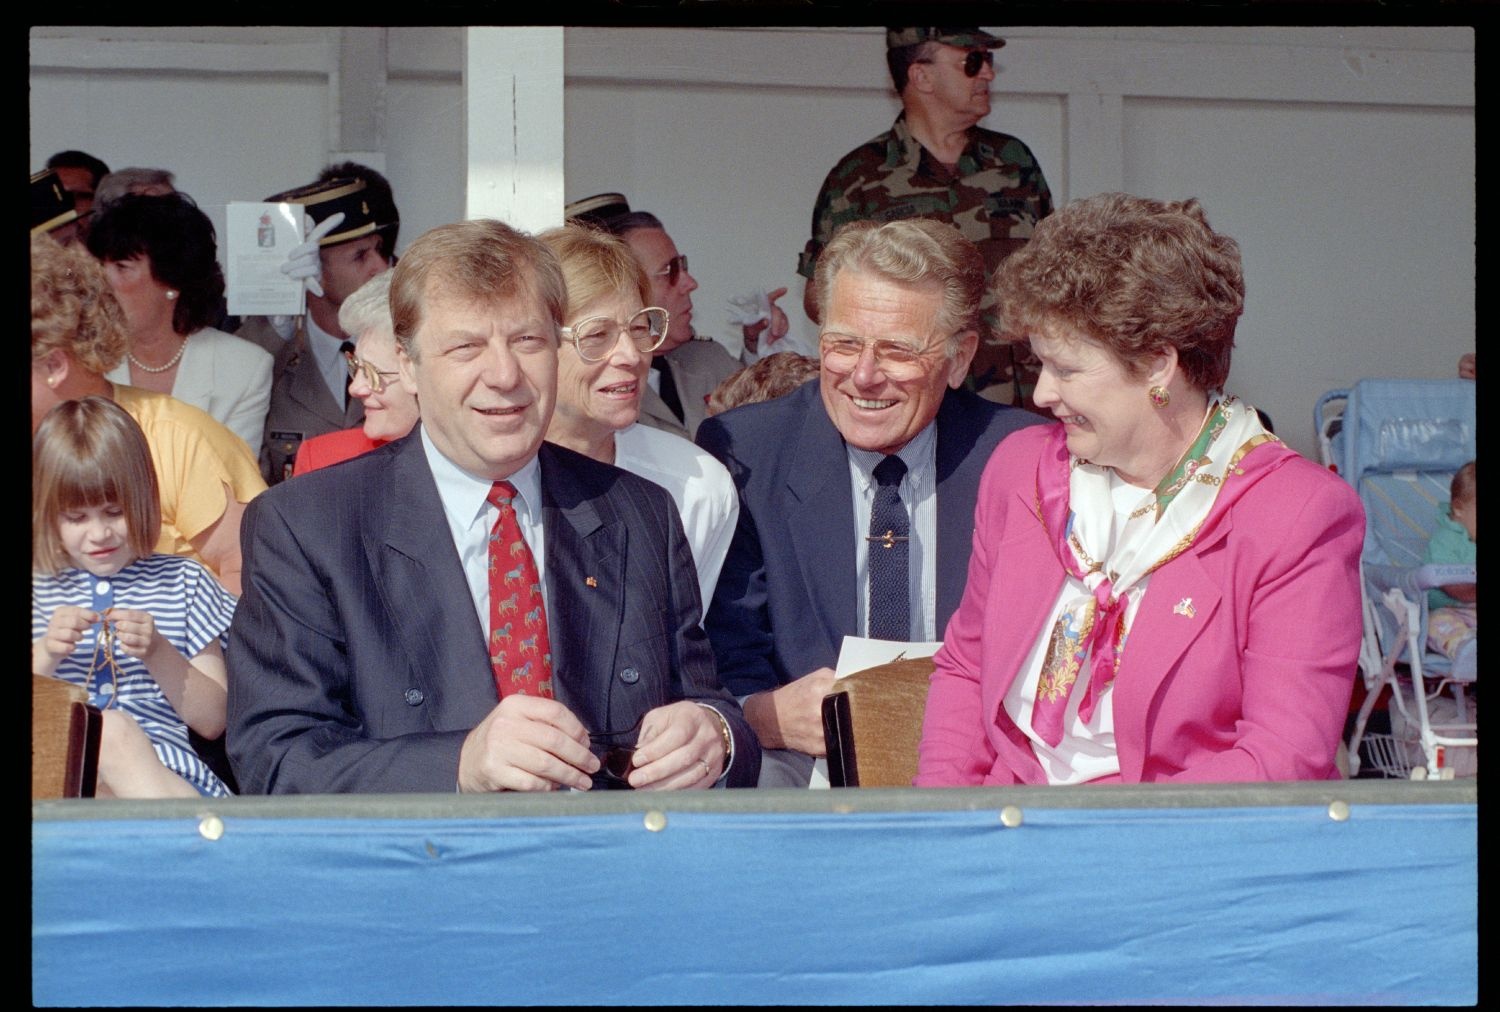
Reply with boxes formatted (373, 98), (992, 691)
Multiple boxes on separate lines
(917, 50), (994, 78)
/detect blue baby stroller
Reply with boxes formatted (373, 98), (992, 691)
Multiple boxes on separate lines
(1321, 379), (1477, 778)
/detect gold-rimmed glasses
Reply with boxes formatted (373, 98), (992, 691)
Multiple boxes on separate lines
(818, 331), (947, 382)
(344, 349), (401, 395)
(561, 307), (670, 363)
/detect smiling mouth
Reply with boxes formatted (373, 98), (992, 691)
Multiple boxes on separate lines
(598, 381), (638, 396)
(852, 397), (897, 410)
(1058, 414), (1088, 426)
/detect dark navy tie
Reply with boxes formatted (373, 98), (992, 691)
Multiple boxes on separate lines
(339, 340), (356, 412)
(867, 454), (910, 640)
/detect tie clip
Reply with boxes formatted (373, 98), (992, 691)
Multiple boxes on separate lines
(866, 530), (909, 550)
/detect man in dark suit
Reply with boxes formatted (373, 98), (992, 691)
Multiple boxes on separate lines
(696, 218), (1045, 786)
(227, 218), (758, 794)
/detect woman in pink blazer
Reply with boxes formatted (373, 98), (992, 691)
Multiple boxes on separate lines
(916, 194), (1364, 786)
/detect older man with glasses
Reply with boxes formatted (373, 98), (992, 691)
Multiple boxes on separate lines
(799, 27), (1053, 409)
(697, 218), (1045, 787)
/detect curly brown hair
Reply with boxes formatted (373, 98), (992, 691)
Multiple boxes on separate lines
(31, 233), (129, 375)
(992, 192), (1244, 391)
(707, 352), (820, 416)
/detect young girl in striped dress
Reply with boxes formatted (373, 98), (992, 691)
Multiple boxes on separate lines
(32, 396), (237, 798)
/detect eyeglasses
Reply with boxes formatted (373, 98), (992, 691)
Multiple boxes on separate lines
(651, 254), (690, 287)
(589, 713), (645, 790)
(916, 50), (994, 78)
(819, 331), (946, 381)
(561, 307), (670, 363)
(344, 350), (401, 394)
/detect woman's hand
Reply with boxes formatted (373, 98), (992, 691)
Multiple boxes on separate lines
(33, 606), (97, 677)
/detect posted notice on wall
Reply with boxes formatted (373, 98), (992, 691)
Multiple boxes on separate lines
(225, 202), (306, 317)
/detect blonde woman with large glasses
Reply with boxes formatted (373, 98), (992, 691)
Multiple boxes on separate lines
(538, 224), (739, 615)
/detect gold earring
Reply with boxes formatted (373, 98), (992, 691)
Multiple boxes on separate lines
(1148, 385), (1170, 408)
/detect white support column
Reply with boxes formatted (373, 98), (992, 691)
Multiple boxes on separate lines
(1063, 91), (1124, 204)
(463, 27), (564, 234)
(331, 27), (388, 171)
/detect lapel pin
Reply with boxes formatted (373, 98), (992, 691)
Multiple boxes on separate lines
(1173, 597), (1196, 619)
(585, 576), (598, 588)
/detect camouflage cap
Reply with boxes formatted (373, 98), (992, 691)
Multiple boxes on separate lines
(886, 27), (1006, 51)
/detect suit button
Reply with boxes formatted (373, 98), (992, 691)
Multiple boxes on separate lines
(619, 667), (641, 684)
(404, 688), (424, 706)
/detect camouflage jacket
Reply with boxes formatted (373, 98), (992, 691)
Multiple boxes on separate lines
(799, 114), (1053, 404)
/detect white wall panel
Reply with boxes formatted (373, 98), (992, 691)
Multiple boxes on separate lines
(30, 25), (1476, 459)
(1121, 98), (1474, 451)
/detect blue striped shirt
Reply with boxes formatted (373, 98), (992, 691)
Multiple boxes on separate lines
(32, 554), (238, 797)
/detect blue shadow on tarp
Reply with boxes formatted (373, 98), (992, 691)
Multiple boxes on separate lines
(33, 782), (1475, 1005)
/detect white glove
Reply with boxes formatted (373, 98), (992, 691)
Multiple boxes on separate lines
(279, 211), (346, 298)
(726, 289), (773, 328)
(728, 287), (790, 358)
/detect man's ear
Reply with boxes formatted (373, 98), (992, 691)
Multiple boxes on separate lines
(907, 60), (935, 96)
(947, 330), (979, 389)
(395, 338), (418, 394)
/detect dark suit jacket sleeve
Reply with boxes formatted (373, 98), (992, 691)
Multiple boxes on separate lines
(227, 490), (468, 794)
(695, 415), (783, 699)
(656, 481), (762, 787)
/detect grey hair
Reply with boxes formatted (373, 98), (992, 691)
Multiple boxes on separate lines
(94, 167), (177, 211)
(813, 218), (986, 355)
(338, 268), (395, 339)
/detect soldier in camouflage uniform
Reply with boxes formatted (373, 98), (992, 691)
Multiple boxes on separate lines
(798, 27), (1053, 408)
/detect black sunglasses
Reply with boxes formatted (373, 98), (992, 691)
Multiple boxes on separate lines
(961, 50), (994, 77)
(589, 714), (645, 789)
(921, 50), (994, 78)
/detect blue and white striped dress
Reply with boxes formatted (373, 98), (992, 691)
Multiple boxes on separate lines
(32, 554), (238, 797)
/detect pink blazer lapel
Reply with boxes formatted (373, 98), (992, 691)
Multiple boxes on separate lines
(983, 488), (1068, 781)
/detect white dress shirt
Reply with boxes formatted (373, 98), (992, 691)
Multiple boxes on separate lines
(420, 426), (546, 639)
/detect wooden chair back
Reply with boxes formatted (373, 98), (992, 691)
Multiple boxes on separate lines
(33, 676), (101, 799)
(821, 657), (934, 788)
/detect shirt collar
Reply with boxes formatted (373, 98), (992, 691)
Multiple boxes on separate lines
(846, 420), (937, 490)
(419, 424), (544, 531)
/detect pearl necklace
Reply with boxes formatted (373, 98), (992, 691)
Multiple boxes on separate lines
(127, 338), (187, 374)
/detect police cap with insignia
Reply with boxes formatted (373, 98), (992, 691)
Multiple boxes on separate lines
(265, 176), (398, 248)
(32, 169), (81, 236)
(886, 27), (1006, 50)
(565, 192), (632, 231)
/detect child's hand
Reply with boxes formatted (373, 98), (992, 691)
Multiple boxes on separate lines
(34, 606), (99, 676)
(108, 608), (160, 659)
